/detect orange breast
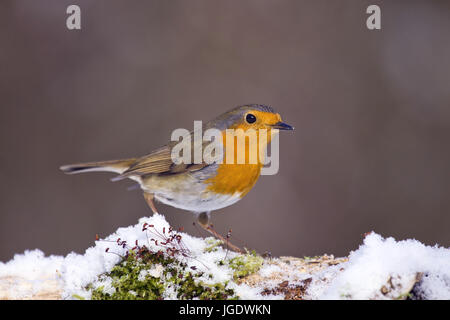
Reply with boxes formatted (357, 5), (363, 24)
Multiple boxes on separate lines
(204, 125), (273, 197)
(204, 162), (263, 197)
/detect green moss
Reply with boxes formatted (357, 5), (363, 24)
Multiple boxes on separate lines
(91, 251), (166, 300)
(203, 237), (223, 253)
(228, 250), (264, 280)
(175, 273), (235, 300)
(89, 248), (237, 300)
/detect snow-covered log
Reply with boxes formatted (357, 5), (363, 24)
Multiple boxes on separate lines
(1, 214), (448, 300)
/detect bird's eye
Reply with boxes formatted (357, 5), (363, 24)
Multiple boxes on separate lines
(246, 113), (256, 124)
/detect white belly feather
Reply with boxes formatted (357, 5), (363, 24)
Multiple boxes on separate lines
(138, 171), (242, 213)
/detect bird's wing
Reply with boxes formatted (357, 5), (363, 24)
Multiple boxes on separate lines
(111, 142), (209, 181)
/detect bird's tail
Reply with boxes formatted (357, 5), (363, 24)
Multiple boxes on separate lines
(60, 158), (136, 175)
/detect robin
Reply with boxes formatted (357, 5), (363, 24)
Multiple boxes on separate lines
(60, 104), (293, 252)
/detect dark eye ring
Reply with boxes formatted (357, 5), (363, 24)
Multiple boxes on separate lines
(246, 113), (256, 124)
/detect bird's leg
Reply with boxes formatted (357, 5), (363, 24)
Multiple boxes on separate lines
(143, 192), (159, 215)
(196, 212), (242, 253)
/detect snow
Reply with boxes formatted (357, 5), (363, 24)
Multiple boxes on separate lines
(309, 233), (450, 299)
(138, 265), (164, 280)
(0, 214), (449, 300)
(0, 250), (64, 299)
(259, 264), (283, 277)
(0, 214), (264, 299)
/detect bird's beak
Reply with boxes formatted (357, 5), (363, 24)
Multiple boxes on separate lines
(272, 121), (294, 131)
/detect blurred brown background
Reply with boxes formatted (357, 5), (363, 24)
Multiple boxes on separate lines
(1, 0), (449, 261)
